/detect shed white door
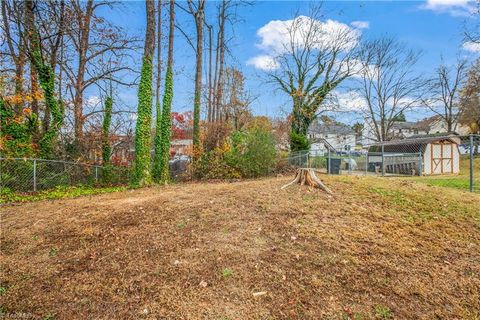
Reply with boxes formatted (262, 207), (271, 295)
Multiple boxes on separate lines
(431, 143), (453, 174)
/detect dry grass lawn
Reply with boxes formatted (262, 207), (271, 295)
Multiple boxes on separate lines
(1, 175), (479, 319)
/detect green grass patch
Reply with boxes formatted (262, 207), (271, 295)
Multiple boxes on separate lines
(222, 268), (233, 278)
(369, 186), (408, 206)
(414, 176), (479, 193)
(0, 185), (127, 204)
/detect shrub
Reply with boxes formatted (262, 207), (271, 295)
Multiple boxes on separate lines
(194, 143), (242, 179)
(289, 130), (310, 152)
(195, 124), (277, 179)
(0, 99), (36, 157)
(227, 126), (277, 178)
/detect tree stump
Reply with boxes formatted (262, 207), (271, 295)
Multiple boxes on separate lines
(281, 168), (333, 195)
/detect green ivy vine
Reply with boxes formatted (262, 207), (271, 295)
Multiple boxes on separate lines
(29, 24), (63, 159)
(158, 65), (174, 183)
(132, 57), (154, 187)
(152, 101), (162, 182)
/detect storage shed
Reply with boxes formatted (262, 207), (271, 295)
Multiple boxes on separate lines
(368, 136), (461, 175)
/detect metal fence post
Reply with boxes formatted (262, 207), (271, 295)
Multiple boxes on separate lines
(418, 152), (423, 177)
(348, 150), (352, 175)
(365, 152), (368, 175)
(470, 135), (474, 193)
(33, 159), (37, 192)
(327, 148), (331, 174)
(381, 143), (385, 177)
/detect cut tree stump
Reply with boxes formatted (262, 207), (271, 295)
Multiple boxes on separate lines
(281, 168), (333, 195)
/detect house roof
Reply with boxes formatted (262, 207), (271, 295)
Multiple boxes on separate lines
(390, 115), (448, 132)
(390, 121), (420, 130)
(309, 122), (354, 135)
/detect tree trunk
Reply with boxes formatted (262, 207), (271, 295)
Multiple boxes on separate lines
(216, 5), (226, 122)
(25, 0), (63, 159)
(73, 0), (94, 149)
(30, 66), (40, 142)
(192, 1), (205, 156)
(155, 0), (162, 106)
(157, 0), (175, 182)
(132, 0), (156, 186)
(281, 168), (333, 195)
(153, 0), (163, 181)
(207, 25), (213, 123)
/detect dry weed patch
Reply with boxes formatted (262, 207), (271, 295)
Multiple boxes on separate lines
(1, 176), (479, 319)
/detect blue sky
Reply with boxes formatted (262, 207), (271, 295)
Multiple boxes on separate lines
(95, 0), (479, 126)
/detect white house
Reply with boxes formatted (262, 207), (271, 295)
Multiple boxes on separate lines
(308, 122), (356, 154)
(362, 115), (470, 144)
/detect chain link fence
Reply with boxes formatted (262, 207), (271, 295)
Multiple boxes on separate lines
(0, 157), (192, 194)
(1, 135), (478, 194)
(0, 158), (131, 193)
(291, 134), (479, 193)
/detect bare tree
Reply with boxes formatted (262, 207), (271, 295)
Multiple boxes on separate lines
(357, 38), (425, 142)
(422, 58), (468, 133)
(1, 0), (26, 113)
(177, 0), (205, 155)
(62, 0), (137, 150)
(213, 0), (227, 122)
(207, 23), (213, 122)
(221, 67), (255, 130)
(267, 7), (360, 150)
(459, 58), (480, 134)
(464, 0), (480, 45)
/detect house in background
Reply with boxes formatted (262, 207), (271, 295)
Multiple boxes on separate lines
(389, 121), (429, 139)
(170, 139), (193, 157)
(362, 114), (470, 144)
(308, 121), (356, 154)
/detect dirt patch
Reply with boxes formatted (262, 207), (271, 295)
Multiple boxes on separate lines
(1, 176), (479, 319)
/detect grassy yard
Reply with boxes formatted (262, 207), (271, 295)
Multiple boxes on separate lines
(412, 156), (480, 192)
(1, 175), (479, 319)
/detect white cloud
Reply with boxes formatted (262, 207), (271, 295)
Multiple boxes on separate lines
(248, 15), (361, 71)
(420, 0), (476, 16)
(463, 41), (480, 53)
(85, 95), (101, 108)
(330, 90), (368, 112)
(351, 21), (369, 29)
(246, 55), (280, 71)
(257, 16), (360, 54)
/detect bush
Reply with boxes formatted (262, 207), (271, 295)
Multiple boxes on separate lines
(195, 125), (277, 179)
(289, 130), (310, 152)
(194, 143), (242, 179)
(228, 126), (277, 178)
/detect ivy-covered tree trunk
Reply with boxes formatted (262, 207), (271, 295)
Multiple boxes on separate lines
(153, 0), (163, 183)
(289, 99), (312, 152)
(158, 0), (175, 183)
(153, 99), (163, 181)
(158, 66), (173, 182)
(132, 0), (156, 187)
(25, 0), (63, 159)
(101, 96), (113, 183)
(102, 96), (113, 165)
(192, 1), (205, 160)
